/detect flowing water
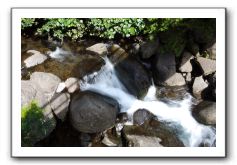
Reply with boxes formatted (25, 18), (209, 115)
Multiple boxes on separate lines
(79, 57), (216, 147)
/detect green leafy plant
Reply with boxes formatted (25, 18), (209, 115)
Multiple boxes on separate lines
(21, 18), (184, 41)
(21, 18), (36, 29)
(21, 101), (55, 147)
(35, 18), (86, 41)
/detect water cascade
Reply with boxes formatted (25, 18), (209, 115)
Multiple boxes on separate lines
(79, 57), (216, 147)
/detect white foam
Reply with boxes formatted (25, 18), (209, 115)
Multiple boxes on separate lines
(79, 56), (216, 147)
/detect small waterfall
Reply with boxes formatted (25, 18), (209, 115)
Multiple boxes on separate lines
(79, 56), (216, 147)
(49, 47), (72, 61)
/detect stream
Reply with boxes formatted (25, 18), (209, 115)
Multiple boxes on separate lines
(22, 38), (216, 147)
(79, 56), (216, 147)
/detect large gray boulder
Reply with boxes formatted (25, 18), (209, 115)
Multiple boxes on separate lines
(21, 80), (52, 117)
(86, 43), (108, 56)
(30, 72), (61, 95)
(21, 80), (56, 146)
(24, 50), (48, 68)
(115, 56), (151, 98)
(70, 91), (119, 133)
(196, 57), (216, 75)
(152, 53), (176, 85)
(179, 51), (194, 73)
(192, 101), (216, 125)
(192, 76), (208, 99)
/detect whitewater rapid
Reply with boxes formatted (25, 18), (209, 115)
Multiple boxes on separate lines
(79, 57), (216, 147)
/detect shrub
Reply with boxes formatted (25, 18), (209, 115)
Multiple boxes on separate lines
(21, 18), (184, 41)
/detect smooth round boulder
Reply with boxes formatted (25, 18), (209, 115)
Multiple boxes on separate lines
(70, 91), (119, 133)
(133, 109), (154, 125)
(115, 56), (151, 98)
(192, 101), (216, 125)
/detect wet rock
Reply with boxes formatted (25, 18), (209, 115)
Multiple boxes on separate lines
(72, 56), (104, 79)
(140, 39), (159, 59)
(153, 53), (176, 85)
(126, 135), (163, 147)
(206, 43), (216, 60)
(24, 50), (48, 68)
(192, 76), (208, 99)
(156, 86), (188, 101)
(86, 43), (108, 56)
(192, 101), (216, 125)
(179, 51), (194, 73)
(115, 56), (151, 98)
(50, 92), (70, 121)
(122, 119), (184, 147)
(70, 91), (119, 133)
(108, 44), (129, 64)
(30, 72), (61, 95)
(65, 77), (80, 93)
(133, 109), (154, 125)
(164, 73), (186, 86)
(196, 57), (216, 75)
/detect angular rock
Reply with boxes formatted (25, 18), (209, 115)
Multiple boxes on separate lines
(65, 77), (80, 93)
(196, 57), (216, 75)
(86, 43), (108, 56)
(140, 39), (159, 59)
(70, 91), (119, 133)
(24, 50), (48, 68)
(179, 51), (194, 73)
(115, 56), (151, 98)
(153, 53), (176, 85)
(30, 72), (61, 96)
(133, 109), (154, 125)
(50, 92), (70, 121)
(192, 101), (216, 125)
(192, 76), (208, 99)
(122, 119), (184, 147)
(164, 73), (186, 86)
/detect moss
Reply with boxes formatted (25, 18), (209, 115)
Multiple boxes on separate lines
(21, 101), (55, 146)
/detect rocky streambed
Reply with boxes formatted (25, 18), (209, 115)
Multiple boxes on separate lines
(21, 35), (216, 147)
